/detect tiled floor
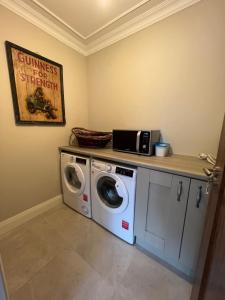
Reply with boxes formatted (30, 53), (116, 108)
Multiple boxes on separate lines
(0, 205), (192, 300)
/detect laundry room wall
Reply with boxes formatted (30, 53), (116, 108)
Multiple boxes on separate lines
(87, 0), (225, 156)
(0, 6), (88, 221)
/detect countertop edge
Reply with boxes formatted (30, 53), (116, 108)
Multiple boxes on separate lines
(59, 146), (209, 181)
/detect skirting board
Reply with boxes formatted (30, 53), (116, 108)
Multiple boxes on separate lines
(0, 195), (63, 237)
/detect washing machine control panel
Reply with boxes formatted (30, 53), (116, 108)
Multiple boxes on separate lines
(76, 157), (86, 165)
(116, 167), (134, 178)
(92, 161), (106, 171)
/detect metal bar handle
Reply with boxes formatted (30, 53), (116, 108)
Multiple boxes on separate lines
(203, 167), (213, 177)
(177, 181), (183, 202)
(136, 131), (141, 153)
(196, 186), (202, 208)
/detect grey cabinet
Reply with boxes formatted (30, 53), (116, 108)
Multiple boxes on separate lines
(134, 167), (208, 279)
(135, 168), (190, 263)
(179, 180), (208, 274)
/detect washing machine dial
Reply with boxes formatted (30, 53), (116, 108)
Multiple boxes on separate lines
(106, 165), (112, 172)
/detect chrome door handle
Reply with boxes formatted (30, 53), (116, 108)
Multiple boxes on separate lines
(203, 167), (213, 177)
(196, 186), (202, 208)
(203, 166), (221, 183)
(177, 181), (183, 202)
(136, 131), (141, 152)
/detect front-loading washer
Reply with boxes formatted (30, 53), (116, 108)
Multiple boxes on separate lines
(61, 151), (91, 218)
(91, 159), (136, 244)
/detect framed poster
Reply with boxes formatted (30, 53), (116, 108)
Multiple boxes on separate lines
(5, 41), (66, 125)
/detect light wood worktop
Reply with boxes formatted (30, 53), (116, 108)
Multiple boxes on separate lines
(59, 146), (212, 180)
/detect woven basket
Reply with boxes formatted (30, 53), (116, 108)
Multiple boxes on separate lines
(70, 127), (112, 148)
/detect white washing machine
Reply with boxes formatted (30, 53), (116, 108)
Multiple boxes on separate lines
(61, 152), (91, 218)
(91, 159), (137, 244)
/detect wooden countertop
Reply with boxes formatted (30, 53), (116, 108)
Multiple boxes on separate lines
(59, 146), (212, 180)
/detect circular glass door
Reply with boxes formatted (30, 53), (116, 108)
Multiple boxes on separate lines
(64, 163), (85, 195)
(96, 174), (128, 213)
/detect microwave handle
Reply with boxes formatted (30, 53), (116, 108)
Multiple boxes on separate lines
(136, 131), (141, 152)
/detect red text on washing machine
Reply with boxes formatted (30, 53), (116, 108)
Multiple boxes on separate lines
(122, 220), (129, 230)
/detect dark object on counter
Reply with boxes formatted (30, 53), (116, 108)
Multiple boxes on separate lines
(113, 129), (160, 156)
(70, 127), (112, 148)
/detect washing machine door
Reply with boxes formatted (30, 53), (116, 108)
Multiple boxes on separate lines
(63, 163), (85, 196)
(95, 173), (128, 213)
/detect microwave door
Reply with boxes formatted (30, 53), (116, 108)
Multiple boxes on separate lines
(136, 131), (141, 153)
(113, 131), (137, 152)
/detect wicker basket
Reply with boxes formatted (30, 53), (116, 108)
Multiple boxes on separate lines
(70, 127), (112, 148)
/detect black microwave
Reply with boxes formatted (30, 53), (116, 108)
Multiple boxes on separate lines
(112, 130), (160, 156)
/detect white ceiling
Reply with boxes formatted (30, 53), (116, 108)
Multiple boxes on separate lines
(0, 0), (201, 55)
(33, 0), (150, 39)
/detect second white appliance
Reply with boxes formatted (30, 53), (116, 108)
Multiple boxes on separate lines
(91, 159), (137, 244)
(61, 152), (91, 218)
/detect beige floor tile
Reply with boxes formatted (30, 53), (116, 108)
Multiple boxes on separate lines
(75, 221), (135, 286)
(43, 206), (93, 248)
(0, 214), (45, 241)
(0, 216), (70, 294)
(12, 248), (114, 300)
(111, 284), (142, 300)
(43, 206), (134, 285)
(121, 249), (192, 300)
(10, 283), (35, 300)
(160, 272), (192, 300)
(1, 207), (192, 300)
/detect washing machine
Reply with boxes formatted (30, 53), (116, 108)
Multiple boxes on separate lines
(91, 159), (137, 244)
(61, 151), (91, 218)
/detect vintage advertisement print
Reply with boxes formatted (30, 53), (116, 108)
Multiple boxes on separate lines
(5, 41), (66, 125)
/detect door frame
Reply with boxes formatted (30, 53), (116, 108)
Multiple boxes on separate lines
(191, 116), (225, 300)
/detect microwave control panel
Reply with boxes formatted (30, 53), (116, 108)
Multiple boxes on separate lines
(140, 132), (150, 154)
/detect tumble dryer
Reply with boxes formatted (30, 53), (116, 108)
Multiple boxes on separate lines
(61, 152), (91, 218)
(91, 159), (137, 244)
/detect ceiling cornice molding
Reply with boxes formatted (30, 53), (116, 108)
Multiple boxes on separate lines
(0, 0), (201, 57)
(0, 0), (87, 55)
(86, 0), (201, 55)
(31, 0), (86, 39)
(32, 0), (150, 40)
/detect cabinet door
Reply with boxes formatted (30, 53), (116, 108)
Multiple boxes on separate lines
(179, 179), (208, 272)
(135, 167), (190, 262)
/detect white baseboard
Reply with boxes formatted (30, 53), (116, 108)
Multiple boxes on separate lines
(0, 195), (63, 237)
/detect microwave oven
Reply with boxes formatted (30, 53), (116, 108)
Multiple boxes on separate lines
(112, 129), (160, 156)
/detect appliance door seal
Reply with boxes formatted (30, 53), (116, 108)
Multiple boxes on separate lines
(63, 163), (85, 196)
(94, 171), (129, 214)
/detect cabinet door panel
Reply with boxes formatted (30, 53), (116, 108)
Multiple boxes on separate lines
(144, 170), (190, 261)
(179, 180), (208, 272)
(149, 170), (173, 187)
(165, 175), (190, 260)
(134, 167), (150, 240)
(146, 171), (173, 250)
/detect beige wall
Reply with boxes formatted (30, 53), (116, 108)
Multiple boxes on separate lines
(1, 0), (225, 222)
(0, 7), (88, 221)
(87, 0), (225, 156)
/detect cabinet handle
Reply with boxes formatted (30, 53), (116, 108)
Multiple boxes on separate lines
(177, 181), (183, 201)
(196, 186), (202, 208)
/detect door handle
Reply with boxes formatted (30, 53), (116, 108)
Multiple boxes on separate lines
(203, 167), (214, 177)
(177, 181), (183, 202)
(136, 131), (141, 152)
(203, 166), (222, 194)
(203, 166), (221, 183)
(196, 186), (202, 208)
